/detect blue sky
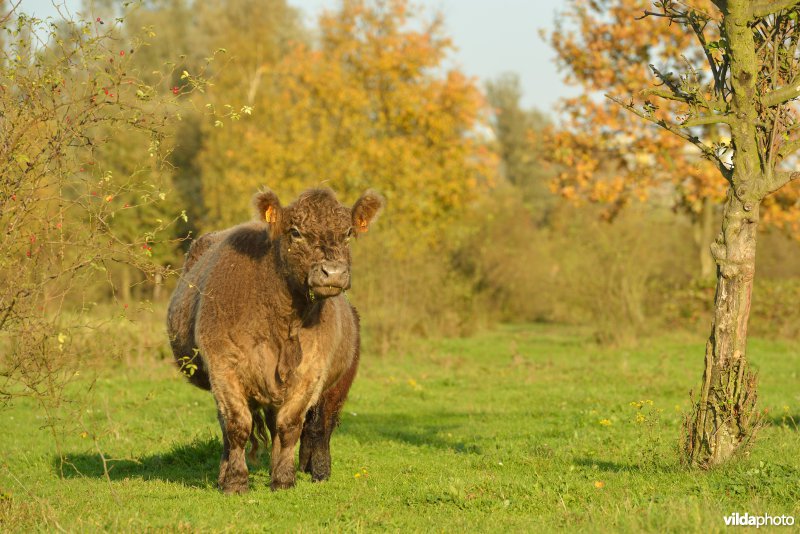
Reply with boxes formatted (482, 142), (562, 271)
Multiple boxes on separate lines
(18, 0), (573, 114)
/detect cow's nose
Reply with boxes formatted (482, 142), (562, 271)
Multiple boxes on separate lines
(309, 261), (350, 296)
(309, 261), (350, 292)
(321, 261), (346, 279)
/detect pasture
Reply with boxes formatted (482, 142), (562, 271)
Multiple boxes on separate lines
(1, 321), (798, 532)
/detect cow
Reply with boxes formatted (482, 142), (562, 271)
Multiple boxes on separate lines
(166, 187), (383, 492)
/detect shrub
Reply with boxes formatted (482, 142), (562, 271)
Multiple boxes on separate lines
(0, 8), (181, 424)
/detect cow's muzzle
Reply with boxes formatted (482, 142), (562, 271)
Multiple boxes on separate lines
(308, 261), (350, 298)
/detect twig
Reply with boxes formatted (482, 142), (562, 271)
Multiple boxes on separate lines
(606, 94), (732, 180)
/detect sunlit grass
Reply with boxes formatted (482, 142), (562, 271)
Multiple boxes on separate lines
(1, 323), (798, 532)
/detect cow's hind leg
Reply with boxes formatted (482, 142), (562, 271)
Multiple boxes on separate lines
(265, 406), (277, 443)
(214, 384), (252, 494)
(299, 403), (319, 476)
(300, 348), (360, 482)
(299, 401), (331, 482)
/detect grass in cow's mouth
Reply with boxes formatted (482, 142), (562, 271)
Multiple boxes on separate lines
(0, 318), (798, 531)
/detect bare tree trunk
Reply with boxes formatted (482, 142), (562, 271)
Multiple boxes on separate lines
(120, 265), (132, 302)
(684, 188), (761, 467)
(694, 196), (716, 280)
(609, 0), (799, 468)
(153, 272), (163, 301)
(683, 0), (767, 468)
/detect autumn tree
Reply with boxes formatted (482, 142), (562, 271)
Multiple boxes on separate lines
(54, 0), (254, 299)
(486, 73), (553, 214)
(196, 0), (495, 241)
(570, 0), (800, 466)
(190, 0), (304, 229)
(0, 0), (5, 52)
(96, 0), (205, 298)
(548, 0), (800, 280)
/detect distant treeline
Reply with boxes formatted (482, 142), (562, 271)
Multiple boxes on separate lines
(1, 0), (799, 364)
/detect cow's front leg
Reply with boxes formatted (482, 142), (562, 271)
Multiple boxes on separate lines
(214, 386), (252, 494)
(217, 407), (230, 488)
(270, 409), (303, 490)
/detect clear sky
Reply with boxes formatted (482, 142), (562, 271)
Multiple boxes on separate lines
(18, 0), (573, 115)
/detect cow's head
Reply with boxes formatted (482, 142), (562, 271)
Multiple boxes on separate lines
(253, 187), (383, 299)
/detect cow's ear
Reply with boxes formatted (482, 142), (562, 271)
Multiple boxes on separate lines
(252, 189), (283, 240)
(352, 190), (384, 234)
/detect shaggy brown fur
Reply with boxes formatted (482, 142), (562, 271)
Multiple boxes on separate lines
(167, 187), (383, 492)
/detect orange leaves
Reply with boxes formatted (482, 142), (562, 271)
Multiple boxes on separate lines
(546, 0), (725, 218)
(763, 181), (800, 235)
(197, 0), (496, 242)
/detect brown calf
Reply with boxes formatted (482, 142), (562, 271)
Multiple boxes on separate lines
(167, 187), (383, 492)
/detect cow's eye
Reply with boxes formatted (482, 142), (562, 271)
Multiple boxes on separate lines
(344, 227), (354, 242)
(289, 227), (303, 240)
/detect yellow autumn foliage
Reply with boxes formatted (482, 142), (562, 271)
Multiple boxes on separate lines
(546, 0), (800, 232)
(196, 0), (497, 245)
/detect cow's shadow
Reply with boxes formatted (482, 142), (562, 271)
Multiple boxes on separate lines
(56, 411), (484, 486)
(55, 436), (233, 488)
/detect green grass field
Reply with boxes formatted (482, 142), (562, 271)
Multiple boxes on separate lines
(1, 324), (798, 532)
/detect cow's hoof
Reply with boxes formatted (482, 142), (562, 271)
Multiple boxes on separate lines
(221, 482), (249, 495)
(311, 471), (330, 482)
(219, 467), (250, 494)
(270, 479), (296, 491)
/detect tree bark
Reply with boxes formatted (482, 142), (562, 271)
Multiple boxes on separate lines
(684, 190), (762, 467)
(683, 0), (765, 468)
(153, 272), (163, 301)
(120, 265), (132, 302)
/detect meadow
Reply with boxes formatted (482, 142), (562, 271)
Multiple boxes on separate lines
(1, 320), (798, 533)
(4, 1), (800, 532)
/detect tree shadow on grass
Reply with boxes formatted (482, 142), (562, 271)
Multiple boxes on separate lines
(766, 414), (800, 432)
(55, 436), (232, 488)
(573, 457), (680, 474)
(337, 411), (485, 454)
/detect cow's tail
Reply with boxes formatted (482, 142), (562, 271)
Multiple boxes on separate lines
(247, 407), (271, 464)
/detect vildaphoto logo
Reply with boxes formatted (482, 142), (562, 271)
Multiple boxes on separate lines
(724, 513), (795, 528)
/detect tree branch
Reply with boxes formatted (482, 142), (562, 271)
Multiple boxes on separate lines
(639, 88), (727, 112)
(643, 3), (729, 100)
(650, 64), (686, 98)
(752, 0), (800, 19)
(777, 136), (800, 160)
(766, 170), (800, 194)
(640, 88), (692, 104)
(650, 63), (730, 112)
(682, 114), (732, 127)
(761, 74), (800, 107)
(686, 13), (723, 94)
(1, 2), (21, 25)
(606, 94), (732, 180)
